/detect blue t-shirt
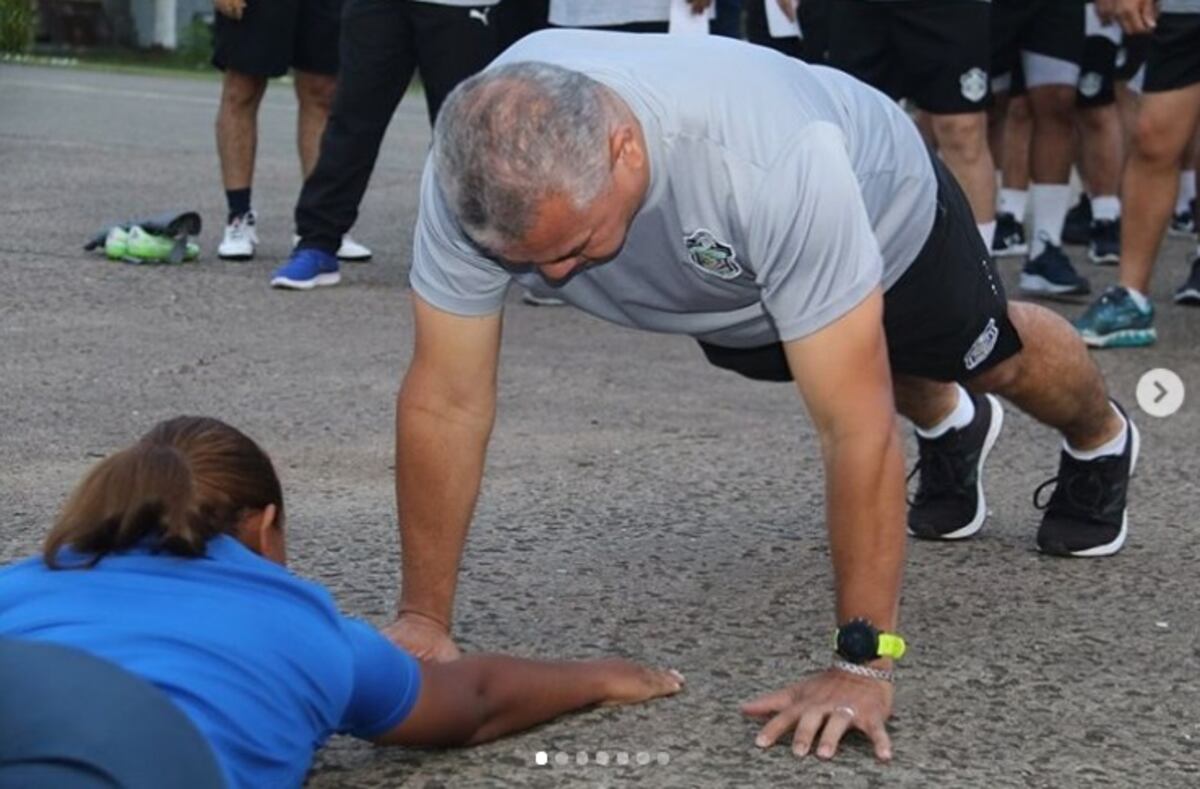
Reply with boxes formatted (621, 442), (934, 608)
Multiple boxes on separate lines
(0, 536), (422, 789)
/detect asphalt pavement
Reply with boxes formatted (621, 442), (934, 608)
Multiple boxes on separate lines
(2, 63), (1199, 788)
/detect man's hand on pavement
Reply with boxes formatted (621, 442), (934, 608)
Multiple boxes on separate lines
(384, 611), (462, 662)
(214, 0), (246, 21)
(741, 669), (895, 761)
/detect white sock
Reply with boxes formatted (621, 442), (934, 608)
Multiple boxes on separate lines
(1091, 195), (1120, 222)
(978, 221), (997, 248)
(1179, 171), (1197, 213)
(1065, 404), (1127, 460)
(1125, 287), (1151, 312)
(1030, 183), (1072, 258)
(915, 385), (976, 439)
(999, 188), (1028, 219)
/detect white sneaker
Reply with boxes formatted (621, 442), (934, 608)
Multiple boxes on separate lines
(218, 211), (258, 261)
(337, 235), (372, 261)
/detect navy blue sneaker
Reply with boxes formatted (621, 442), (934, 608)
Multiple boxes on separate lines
(1063, 195), (1092, 246)
(1174, 256), (1200, 305)
(1020, 242), (1091, 298)
(1169, 199), (1196, 237)
(993, 212), (1028, 258)
(1087, 219), (1120, 265)
(271, 248), (341, 290)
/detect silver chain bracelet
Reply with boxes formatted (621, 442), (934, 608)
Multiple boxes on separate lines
(832, 658), (894, 683)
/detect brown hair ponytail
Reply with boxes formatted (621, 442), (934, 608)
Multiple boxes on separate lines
(43, 416), (284, 568)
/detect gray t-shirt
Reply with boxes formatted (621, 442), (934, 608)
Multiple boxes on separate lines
(411, 30), (937, 347)
(1161, 0), (1200, 13)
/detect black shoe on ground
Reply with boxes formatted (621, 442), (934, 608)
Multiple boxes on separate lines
(993, 212), (1028, 258)
(1063, 194), (1092, 246)
(1020, 242), (1091, 297)
(1174, 256), (1200, 305)
(908, 393), (1004, 540)
(1087, 219), (1120, 265)
(1035, 403), (1138, 557)
(1169, 199), (1196, 237)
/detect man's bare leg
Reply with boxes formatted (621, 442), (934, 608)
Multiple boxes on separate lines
(894, 302), (1121, 450)
(932, 111), (997, 244)
(293, 70), (338, 179)
(216, 69), (268, 194)
(1118, 84), (1200, 293)
(1078, 104), (1123, 205)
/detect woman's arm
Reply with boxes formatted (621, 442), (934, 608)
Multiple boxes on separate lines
(372, 655), (684, 747)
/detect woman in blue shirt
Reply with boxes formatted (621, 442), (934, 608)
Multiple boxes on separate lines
(0, 416), (684, 788)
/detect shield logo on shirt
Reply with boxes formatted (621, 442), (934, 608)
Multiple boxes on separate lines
(684, 229), (742, 280)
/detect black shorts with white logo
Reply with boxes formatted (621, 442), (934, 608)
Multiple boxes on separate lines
(828, 0), (990, 114)
(1076, 33), (1118, 107)
(1115, 32), (1150, 82)
(698, 153), (1024, 384)
(212, 0), (341, 78)
(1139, 13), (1200, 94)
(992, 0), (1085, 90)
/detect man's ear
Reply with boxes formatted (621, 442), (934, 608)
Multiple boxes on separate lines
(610, 124), (645, 172)
(237, 504), (286, 564)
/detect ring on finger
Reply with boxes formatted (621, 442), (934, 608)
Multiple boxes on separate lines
(833, 705), (856, 719)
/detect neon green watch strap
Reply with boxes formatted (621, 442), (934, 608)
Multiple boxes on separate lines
(877, 633), (907, 661)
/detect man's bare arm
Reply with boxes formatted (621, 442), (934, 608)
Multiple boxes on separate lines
(743, 289), (904, 761)
(783, 289), (905, 634)
(390, 294), (502, 655)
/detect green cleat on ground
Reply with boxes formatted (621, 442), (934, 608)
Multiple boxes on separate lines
(124, 226), (199, 263)
(1074, 286), (1156, 348)
(104, 227), (129, 260)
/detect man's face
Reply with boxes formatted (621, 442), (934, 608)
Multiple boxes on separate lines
(494, 123), (649, 284)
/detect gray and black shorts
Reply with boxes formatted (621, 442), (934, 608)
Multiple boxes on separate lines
(698, 153), (1023, 384)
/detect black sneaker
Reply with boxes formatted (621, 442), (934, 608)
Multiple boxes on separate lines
(993, 212), (1028, 258)
(1063, 194), (1092, 246)
(908, 393), (1004, 540)
(1020, 242), (1091, 297)
(1035, 403), (1139, 557)
(1087, 219), (1120, 265)
(1174, 256), (1200, 306)
(1168, 199), (1196, 237)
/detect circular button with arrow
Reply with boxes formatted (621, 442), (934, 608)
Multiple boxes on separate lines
(1136, 368), (1185, 418)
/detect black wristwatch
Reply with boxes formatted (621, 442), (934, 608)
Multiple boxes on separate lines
(833, 618), (907, 664)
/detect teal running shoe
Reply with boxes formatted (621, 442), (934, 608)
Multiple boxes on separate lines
(1074, 286), (1156, 348)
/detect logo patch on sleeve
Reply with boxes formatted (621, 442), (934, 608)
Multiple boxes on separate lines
(964, 318), (1000, 371)
(684, 229), (742, 280)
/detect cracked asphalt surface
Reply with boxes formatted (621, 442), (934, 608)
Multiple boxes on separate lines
(2, 63), (1199, 788)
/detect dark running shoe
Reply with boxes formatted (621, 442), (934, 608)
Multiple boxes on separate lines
(1168, 199), (1196, 237)
(908, 393), (1004, 540)
(1035, 403), (1138, 557)
(1173, 257), (1200, 306)
(1087, 219), (1120, 266)
(1020, 242), (1091, 298)
(993, 212), (1028, 258)
(1063, 194), (1092, 246)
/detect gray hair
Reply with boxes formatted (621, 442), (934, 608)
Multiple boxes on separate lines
(432, 61), (620, 252)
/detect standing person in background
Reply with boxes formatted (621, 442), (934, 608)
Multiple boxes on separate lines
(272, 0), (503, 290)
(500, 0), (548, 47)
(711, 0), (744, 37)
(1061, 2), (1126, 266)
(1071, 0), (1200, 347)
(548, 0), (670, 32)
(212, 0), (371, 262)
(827, 0), (996, 248)
(990, 77), (1035, 258)
(989, 0), (1091, 299)
(746, 0), (830, 64)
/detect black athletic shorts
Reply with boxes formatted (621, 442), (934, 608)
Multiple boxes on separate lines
(698, 153), (1023, 384)
(212, 0), (341, 78)
(1140, 14), (1200, 94)
(828, 0), (990, 114)
(1115, 32), (1150, 82)
(992, 0), (1085, 90)
(1077, 33), (1118, 107)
